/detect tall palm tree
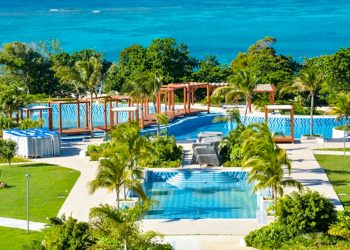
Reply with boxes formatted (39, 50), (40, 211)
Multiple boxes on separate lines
(88, 151), (146, 209)
(212, 70), (260, 123)
(293, 67), (323, 136)
(332, 92), (350, 155)
(55, 56), (102, 137)
(241, 123), (302, 202)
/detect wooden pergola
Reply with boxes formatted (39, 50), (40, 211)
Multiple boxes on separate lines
(48, 99), (91, 135)
(265, 104), (294, 143)
(21, 106), (53, 130)
(167, 82), (210, 114)
(111, 106), (139, 127)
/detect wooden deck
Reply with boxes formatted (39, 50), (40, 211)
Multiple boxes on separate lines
(274, 136), (294, 143)
(58, 108), (209, 135)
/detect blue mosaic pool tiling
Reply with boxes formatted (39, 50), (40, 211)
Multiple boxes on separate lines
(144, 170), (256, 219)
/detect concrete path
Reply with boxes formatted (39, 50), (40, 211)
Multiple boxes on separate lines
(30, 140), (115, 222)
(0, 217), (46, 231)
(280, 141), (344, 210)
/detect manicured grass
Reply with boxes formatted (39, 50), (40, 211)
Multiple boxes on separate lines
(0, 156), (30, 164)
(315, 148), (350, 152)
(315, 154), (350, 209)
(0, 163), (80, 222)
(0, 226), (43, 250)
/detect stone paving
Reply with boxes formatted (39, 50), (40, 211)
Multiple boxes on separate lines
(0, 217), (46, 231)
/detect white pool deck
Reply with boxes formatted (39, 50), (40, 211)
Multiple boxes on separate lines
(23, 137), (346, 249)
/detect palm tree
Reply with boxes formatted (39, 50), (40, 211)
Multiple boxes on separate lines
(147, 72), (163, 135)
(241, 123), (302, 203)
(109, 121), (151, 171)
(88, 151), (146, 209)
(293, 67), (323, 136)
(55, 56), (102, 137)
(213, 107), (242, 125)
(155, 113), (169, 136)
(124, 72), (152, 124)
(332, 92), (350, 155)
(212, 70), (260, 123)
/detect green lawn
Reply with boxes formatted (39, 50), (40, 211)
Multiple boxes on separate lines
(0, 226), (43, 250)
(0, 163), (80, 222)
(315, 154), (350, 209)
(315, 148), (350, 152)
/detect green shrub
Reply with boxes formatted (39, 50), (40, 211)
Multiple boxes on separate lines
(219, 125), (246, 166)
(18, 118), (43, 130)
(280, 233), (350, 250)
(275, 191), (336, 234)
(245, 222), (290, 249)
(0, 139), (18, 166)
(86, 142), (110, 161)
(149, 136), (183, 168)
(328, 210), (350, 240)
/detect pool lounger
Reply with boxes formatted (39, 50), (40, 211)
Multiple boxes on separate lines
(194, 146), (220, 167)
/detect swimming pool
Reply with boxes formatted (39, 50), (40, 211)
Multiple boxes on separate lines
(29, 103), (349, 139)
(142, 113), (349, 140)
(144, 170), (257, 219)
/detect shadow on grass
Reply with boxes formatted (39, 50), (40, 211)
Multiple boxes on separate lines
(325, 169), (350, 175)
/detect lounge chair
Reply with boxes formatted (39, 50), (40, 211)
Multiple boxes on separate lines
(194, 146), (220, 167)
(198, 132), (223, 143)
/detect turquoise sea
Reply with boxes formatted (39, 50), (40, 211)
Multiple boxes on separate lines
(1, 0), (350, 63)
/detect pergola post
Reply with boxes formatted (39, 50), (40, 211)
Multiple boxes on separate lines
(103, 100), (107, 130)
(207, 83), (210, 113)
(48, 107), (53, 130)
(291, 106), (295, 143)
(264, 105), (268, 124)
(109, 101), (114, 127)
(77, 100), (80, 128)
(187, 83), (191, 114)
(58, 103), (62, 134)
(85, 102), (89, 129)
(184, 87), (187, 113)
(26, 109), (30, 119)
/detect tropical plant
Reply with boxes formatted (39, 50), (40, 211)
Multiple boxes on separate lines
(148, 136), (183, 168)
(292, 66), (323, 136)
(331, 92), (350, 155)
(88, 148), (146, 208)
(241, 123), (302, 202)
(218, 124), (247, 167)
(89, 203), (172, 250)
(18, 118), (43, 130)
(276, 191), (336, 234)
(212, 69), (260, 122)
(154, 113), (170, 136)
(0, 139), (18, 166)
(213, 107), (241, 125)
(54, 56), (103, 137)
(245, 191), (338, 250)
(328, 210), (350, 240)
(43, 215), (95, 249)
(109, 121), (151, 170)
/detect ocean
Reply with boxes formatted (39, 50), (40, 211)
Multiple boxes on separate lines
(0, 0), (350, 63)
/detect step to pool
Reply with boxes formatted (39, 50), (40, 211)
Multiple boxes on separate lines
(166, 171), (246, 186)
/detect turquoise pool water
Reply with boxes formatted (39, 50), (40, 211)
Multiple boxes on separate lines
(1, 1), (350, 63)
(144, 170), (257, 219)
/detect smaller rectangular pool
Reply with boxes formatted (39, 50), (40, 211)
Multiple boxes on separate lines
(144, 170), (258, 219)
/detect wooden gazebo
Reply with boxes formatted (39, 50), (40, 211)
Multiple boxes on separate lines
(265, 104), (294, 143)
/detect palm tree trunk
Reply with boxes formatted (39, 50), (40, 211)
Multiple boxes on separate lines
(344, 116), (348, 156)
(244, 96), (249, 123)
(310, 93), (314, 136)
(154, 100), (160, 136)
(90, 92), (94, 138)
(116, 190), (120, 209)
(123, 185), (127, 201)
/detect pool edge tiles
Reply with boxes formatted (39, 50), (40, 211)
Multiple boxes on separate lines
(144, 169), (258, 220)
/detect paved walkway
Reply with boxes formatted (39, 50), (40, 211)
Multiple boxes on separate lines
(0, 217), (46, 231)
(280, 141), (344, 210)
